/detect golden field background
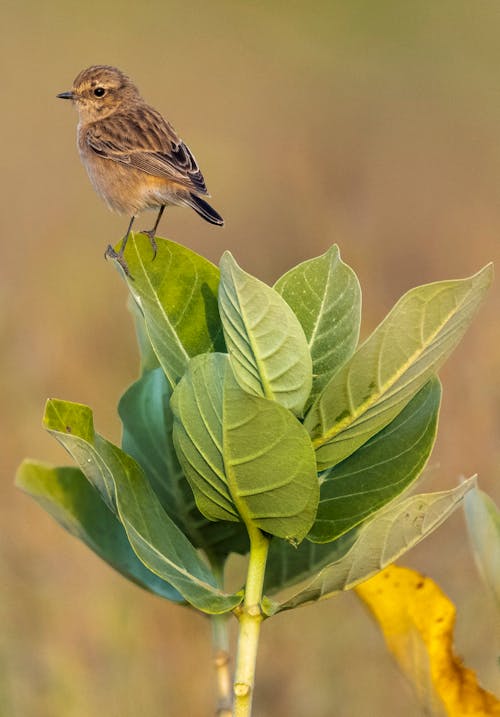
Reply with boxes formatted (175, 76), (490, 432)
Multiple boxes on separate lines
(1, 1), (500, 714)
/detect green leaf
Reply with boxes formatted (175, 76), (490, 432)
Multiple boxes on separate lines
(305, 264), (493, 471)
(464, 487), (500, 609)
(43, 398), (241, 614)
(171, 353), (319, 543)
(263, 378), (441, 593)
(44, 399), (116, 511)
(119, 368), (249, 556)
(16, 461), (183, 603)
(264, 529), (358, 595)
(308, 377), (441, 543)
(120, 368), (187, 514)
(264, 478), (475, 614)
(275, 245), (361, 407)
(218, 252), (313, 416)
(115, 233), (225, 387)
(127, 295), (160, 374)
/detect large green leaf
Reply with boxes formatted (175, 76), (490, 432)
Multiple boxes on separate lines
(16, 461), (183, 603)
(171, 353), (319, 543)
(43, 399), (241, 614)
(120, 368), (188, 514)
(305, 265), (493, 471)
(263, 379), (441, 592)
(464, 487), (500, 609)
(308, 377), (441, 543)
(113, 233), (225, 387)
(218, 252), (312, 416)
(264, 478), (475, 614)
(119, 368), (249, 556)
(275, 245), (361, 407)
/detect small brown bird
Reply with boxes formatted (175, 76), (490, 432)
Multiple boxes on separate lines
(57, 65), (223, 274)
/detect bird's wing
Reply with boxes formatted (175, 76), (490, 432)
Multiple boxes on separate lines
(85, 105), (208, 195)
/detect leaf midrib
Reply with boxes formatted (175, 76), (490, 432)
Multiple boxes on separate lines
(312, 288), (468, 449)
(131, 238), (190, 368)
(228, 265), (275, 402)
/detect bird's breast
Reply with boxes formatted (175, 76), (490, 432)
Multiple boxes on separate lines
(77, 126), (188, 215)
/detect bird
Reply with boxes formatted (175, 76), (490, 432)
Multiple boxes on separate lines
(57, 65), (223, 275)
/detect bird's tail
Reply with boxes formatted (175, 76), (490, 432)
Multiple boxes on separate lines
(186, 193), (224, 226)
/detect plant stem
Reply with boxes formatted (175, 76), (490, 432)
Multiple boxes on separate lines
(212, 613), (232, 717)
(210, 557), (233, 717)
(233, 526), (270, 717)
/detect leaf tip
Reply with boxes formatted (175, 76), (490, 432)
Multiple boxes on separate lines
(14, 458), (34, 490)
(219, 250), (236, 269)
(325, 243), (341, 259)
(43, 398), (95, 439)
(478, 261), (494, 285)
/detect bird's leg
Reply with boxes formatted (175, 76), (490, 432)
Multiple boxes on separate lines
(105, 216), (135, 276)
(141, 205), (166, 260)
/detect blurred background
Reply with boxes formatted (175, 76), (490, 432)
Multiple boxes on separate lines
(1, 1), (500, 714)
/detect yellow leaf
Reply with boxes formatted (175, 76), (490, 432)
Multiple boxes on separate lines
(355, 565), (500, 716)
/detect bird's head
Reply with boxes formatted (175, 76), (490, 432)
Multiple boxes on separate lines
(57, 65), (141, 122)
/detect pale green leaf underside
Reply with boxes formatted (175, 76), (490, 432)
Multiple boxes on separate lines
(308, 377), (441, 542)
(16, 461), (183, 602)
(275, 244), (361, 408)
(119, 368), (248, 556)
(264, 529), (358, 595)
(117, 234), (225, 388)
(219, 252), (312, 416)
(464, 487), (500, 609)
(265, 478), (475, 614)
(306, 265), (493, 471)
(43, 398), (241, 614)
(171, 353), (319, 543)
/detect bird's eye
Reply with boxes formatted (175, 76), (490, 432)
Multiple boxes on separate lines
(93, 87), (106, 97)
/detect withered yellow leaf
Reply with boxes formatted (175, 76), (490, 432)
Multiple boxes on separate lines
(355, 565), (500, 716)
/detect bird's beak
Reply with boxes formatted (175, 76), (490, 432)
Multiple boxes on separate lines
(57, 91), (74, 100)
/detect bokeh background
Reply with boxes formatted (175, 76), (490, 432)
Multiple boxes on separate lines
(2, 1), (500, 715)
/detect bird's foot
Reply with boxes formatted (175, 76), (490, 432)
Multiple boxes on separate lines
(140, 229), (158, 260)
(104, 244), (133, 279)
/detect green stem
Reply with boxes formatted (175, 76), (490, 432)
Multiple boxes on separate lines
(209, 557), (233, 717)
(233, 526), (270, 717)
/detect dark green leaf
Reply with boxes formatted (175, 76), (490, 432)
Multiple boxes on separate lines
(16, 461), (183, 602)
(264, 379), (440, 591)
(308, 377), (441, 543)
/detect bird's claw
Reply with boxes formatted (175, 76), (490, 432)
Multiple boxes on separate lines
(140, 230), (158, 261)
(104, 244), (134, 279)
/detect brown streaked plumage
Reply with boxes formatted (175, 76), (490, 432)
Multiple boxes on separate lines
(57, 65), (223, 274)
